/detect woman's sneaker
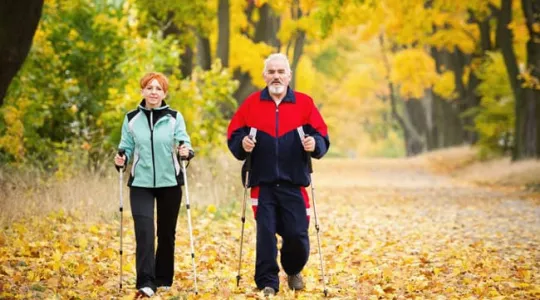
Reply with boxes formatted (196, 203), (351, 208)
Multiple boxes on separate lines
(263, 287), (276, 296)
(135, 287), (155, 298)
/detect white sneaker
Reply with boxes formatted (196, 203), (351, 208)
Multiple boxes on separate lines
(159, 286), (171, 291)
(137, 287), (155, 297)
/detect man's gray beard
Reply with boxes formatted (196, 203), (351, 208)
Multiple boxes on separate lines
(269, 85), (285, 95)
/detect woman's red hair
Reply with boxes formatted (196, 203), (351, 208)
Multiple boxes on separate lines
(139, 72), (169, 93)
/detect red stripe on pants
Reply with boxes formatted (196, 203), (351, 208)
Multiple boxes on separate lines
(250, 185), (310, 221)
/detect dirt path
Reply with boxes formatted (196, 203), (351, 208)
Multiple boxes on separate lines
(307, 158), (540, 299)
(1, 157), (538, 299)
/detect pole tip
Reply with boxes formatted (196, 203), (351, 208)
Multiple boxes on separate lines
(324, 289), (328, 297)
(236, 275), (241, 287)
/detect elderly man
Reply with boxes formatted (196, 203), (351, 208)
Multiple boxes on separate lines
(227, 53), (330, 296)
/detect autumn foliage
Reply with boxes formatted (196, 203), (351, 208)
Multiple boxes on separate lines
(1, 157), (539, 299)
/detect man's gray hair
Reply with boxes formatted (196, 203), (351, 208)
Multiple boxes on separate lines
(263, 53), (291, 74)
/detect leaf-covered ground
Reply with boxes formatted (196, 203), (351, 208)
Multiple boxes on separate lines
(1, 158), (539, 299)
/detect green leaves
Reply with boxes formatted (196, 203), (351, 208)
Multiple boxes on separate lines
(473, 52), (515, 158)
(1, 0), (237, 171)
(171, 61), (239, 156)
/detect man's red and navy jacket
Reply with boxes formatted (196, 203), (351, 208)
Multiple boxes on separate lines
(227, 87), (330, 187)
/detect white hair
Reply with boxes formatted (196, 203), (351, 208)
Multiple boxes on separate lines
(263, 53), (291, 74)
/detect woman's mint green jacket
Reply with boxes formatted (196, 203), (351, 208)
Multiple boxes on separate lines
(118, 100), (193, 188)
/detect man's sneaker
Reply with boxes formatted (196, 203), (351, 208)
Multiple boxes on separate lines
(287, 273), (304, 290)
(263, 287), (276, 296)
(136, 287), (155, 298)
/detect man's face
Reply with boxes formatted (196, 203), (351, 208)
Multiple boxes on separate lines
(263, 59), (291, 95)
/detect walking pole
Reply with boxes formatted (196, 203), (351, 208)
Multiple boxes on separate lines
(307, 152), (328, 297)
(236, 144), (253, 287)
(116, 149), (126, 292)
(179, 142), (198, 295)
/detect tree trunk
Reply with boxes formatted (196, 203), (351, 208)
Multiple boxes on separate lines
(217, 0), (230, 67)
(405, 97), (427, 139)
(444, 100), (465, 147)
(521, 0), (540, 157)
(497, 0), (534, 159)
(289, 31), (305, 90)
(403, 98), (427, 155)
(478, 17), (492, 52)
(0, 0), (44, 106)
(163, 21), (193, 78)
(451, 48), (482, 144)
(232, 70), (257, 105)
(379, 35), (424, 155)
(196, 34), (211, 70)
(253, 3), (280, 46)
(233, 3), (281, 104)
(421, 89), (437, 150)
(430, 46), (466, 148)
(288, 0), (306, 90)
(390, 88), (424, 156)
(180, 45), (194, 78)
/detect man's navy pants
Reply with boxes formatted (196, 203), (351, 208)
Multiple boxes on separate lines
(250, 182), (311, 292)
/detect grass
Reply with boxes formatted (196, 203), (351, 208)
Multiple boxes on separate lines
(418, 145), (540, 190)
(2, 146), (540, 225)
(0, 154), (242, 225)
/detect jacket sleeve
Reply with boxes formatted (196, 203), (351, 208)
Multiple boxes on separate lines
(118, 115), (135, 164)
(227, 100), (249, 160)
(174, 111), (195, 159)
(306, 101), (330, 159)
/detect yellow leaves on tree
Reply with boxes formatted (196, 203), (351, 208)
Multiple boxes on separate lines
(390, 48), (438, 99)
(299, 0), (317, 12)
(294, 56), (316, 93)
(429, 24), (479, 54)
(230, 0), (250, 31)
(385, 0), (433, 45)
(0, 100), (30, 162)
(433, 71), (458, 100)
(229, 35), (273, 88)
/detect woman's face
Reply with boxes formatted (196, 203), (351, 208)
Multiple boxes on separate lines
(141, 79), (167, 108)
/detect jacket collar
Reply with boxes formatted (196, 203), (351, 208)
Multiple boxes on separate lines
(260, 87), (295, 103)
(138, 99), (169, 111)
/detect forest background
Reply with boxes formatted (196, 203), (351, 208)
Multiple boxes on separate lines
(0, 0), (538, 221)
(1, 0), (539, 173)
(0, 0), (539, 298)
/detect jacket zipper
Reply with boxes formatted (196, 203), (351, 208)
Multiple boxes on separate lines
(275, 103), (280, 179)
(150, 110), (156, 187)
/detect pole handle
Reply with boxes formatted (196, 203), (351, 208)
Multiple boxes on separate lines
(116, 149), (126, 172)
(178, 141), (189, 161)
(245, 152), (252, 172)
(305, 135), (313, 174)
(243, 135), (254, 173)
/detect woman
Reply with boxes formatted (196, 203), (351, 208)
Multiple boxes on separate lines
(114, 72), (194, 297)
